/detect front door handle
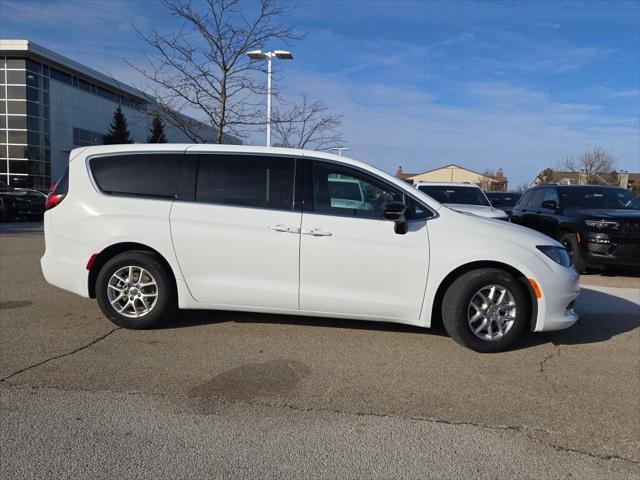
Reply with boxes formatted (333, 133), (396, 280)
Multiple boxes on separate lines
(302, 228), (333, 237)
(268, 224), (299, 233)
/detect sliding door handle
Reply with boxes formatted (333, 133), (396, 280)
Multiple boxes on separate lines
(268, 224), (299, 233)
(302, 228), (333, 237)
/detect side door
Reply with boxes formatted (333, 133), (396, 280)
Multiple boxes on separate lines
(170, 153), (301, 310)
(299, 159), (431, 321)
(509, 190), (532, 225)
(538, 187), (561, 237)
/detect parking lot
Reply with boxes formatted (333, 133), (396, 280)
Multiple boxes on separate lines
(1, 221), (639, 479)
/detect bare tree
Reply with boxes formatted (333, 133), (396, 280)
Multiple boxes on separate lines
(515, 182), (531, 192)
(271, 95), (343, 150)
(537, 167), (555, 184)
(562, 147), (618, 185)
(129, 0), (298, 143)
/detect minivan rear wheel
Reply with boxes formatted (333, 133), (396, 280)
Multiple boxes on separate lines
(96, 251), (177, 329)
(441, 268), (528, 353)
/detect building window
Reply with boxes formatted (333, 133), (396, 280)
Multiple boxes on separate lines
(50, 67), (72, 85)
(73, 127), (105, 146)
(0, 56), (50, 188)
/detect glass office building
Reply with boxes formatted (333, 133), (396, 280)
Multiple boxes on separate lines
(0, 40), (236, 189)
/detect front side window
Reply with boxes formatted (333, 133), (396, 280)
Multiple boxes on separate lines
(90, 153), (182, 198)
(196, 154), (295, 210)
(542, 188), (559, 205)
(517, 190), (533, 207)
(528, 189), (546, 208)
(311, 161), (425, 219)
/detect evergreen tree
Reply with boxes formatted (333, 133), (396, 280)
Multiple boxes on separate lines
(147, 114), (168, 143)
(103, 106), (133, 144)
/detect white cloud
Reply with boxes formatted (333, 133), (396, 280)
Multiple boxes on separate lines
(264, 72), (640, 185)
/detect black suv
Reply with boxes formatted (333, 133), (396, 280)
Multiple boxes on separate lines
(510, 184), (640, 272)
(0, 182), (46, 221)
(485, 191), (522, 217)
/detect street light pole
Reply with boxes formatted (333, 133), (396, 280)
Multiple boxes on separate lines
(246, 49), (293, 147)
(266, 53), (272, 147)
(330, 147), (349, 156)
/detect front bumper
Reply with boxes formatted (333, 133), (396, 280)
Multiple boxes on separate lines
(518, 254), (580, 332)
(583, 234), (640, 267)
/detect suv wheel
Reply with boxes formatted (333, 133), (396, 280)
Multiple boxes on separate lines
(560, 232), (586, 273)
(441, 268), (528, 353)
(96, 251), (177, 329)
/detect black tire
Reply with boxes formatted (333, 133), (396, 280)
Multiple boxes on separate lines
(6, 205), (16, 222)
(441, 268), (529, 353)
(560, 232), (586, 274)
(95, 250), (177, 329)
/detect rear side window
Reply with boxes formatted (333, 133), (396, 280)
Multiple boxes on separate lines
(196, 154), (295, 210)
(90, 154), (182, 198)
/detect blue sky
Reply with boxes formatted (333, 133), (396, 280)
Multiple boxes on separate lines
(1, 0), (639, 186)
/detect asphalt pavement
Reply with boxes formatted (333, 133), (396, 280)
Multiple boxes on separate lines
(1, 221), (639, 479)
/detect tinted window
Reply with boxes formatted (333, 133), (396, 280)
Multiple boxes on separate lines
(559, 186), (640, 210)
(417, 185), (491, 206)
(311, 161), (407, 219)
(517, 190), (532, 207)
(90, 154), (182, 197)
(529, 189), (546, 208)
(542, 188), (559, 205)
(486, 192), (521, 207)
(196, 154), (295, 210)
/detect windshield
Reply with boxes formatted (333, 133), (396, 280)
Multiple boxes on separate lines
(418, 185), (491, 206)
(328, 180), (363, 202)
(486, 193), (521, 207)
(559, 187), (640, 210)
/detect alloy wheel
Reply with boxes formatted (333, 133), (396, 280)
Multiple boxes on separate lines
(467, 284), (517, 341)
(107, 265), (159, 318)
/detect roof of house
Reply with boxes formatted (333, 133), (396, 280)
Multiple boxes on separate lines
(397, 163), (507, 183)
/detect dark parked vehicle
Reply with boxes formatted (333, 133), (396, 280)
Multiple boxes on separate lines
(485, 192), (522, 217)
(0, 182), (46, 221)
(510, 184), (640, 272)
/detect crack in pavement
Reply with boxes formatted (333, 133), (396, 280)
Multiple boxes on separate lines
(0, 328), (121, 383)
(538, 346), (562, 392)
(2, 379), (638, 465)
(183, 392), (640, 465)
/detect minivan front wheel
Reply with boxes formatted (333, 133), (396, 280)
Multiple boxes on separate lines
(441, 268), (528, 352)
(96, 251), (177, 329)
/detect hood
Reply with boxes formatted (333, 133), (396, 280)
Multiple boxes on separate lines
(567, 208), (640, 220)
(444, 203), (508, 219)
(430, 207), (564, 265)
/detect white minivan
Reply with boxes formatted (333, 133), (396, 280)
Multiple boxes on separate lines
(41, 145), (580, 352)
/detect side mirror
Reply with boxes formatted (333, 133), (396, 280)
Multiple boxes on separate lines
(541, 200), (557, 210)
(383, 202), (408, 234)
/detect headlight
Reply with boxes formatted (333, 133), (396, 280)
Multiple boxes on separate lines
(585, 219), (618, 230)
(537, 245), (572, 268)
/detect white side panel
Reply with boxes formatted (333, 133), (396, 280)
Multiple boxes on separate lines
(299, 215), (429, 320)
(170, 202), (301, 309)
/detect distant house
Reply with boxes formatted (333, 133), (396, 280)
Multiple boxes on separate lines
(395, 164), (508, 191)
(531, 170), (640, 192)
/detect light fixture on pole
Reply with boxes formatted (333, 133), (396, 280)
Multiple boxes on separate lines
(329, 147), (349, 156)
(246, 49), (293, 147)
